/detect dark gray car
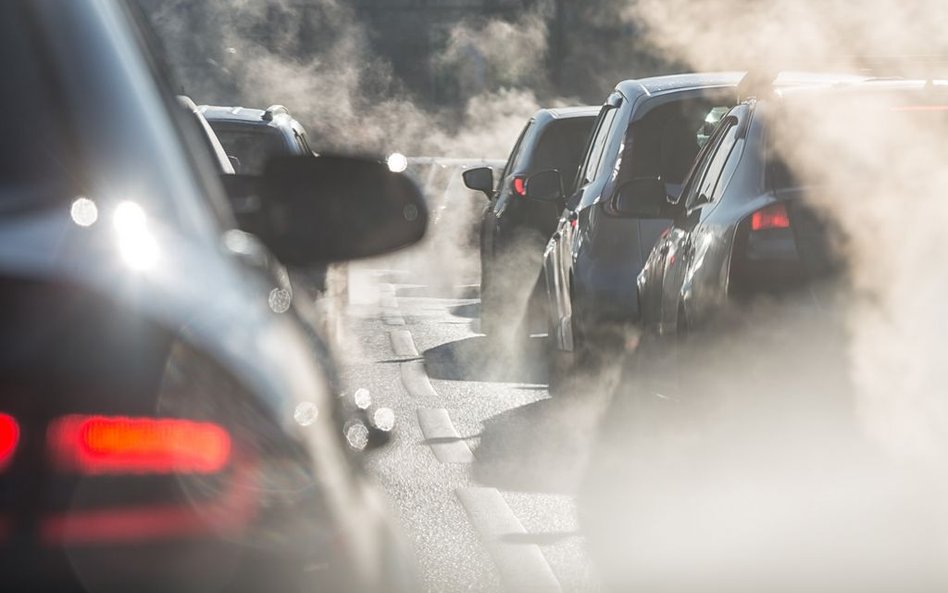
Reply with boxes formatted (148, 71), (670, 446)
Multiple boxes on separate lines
(464, 106), (598, 338)
(540, 74), (742, 365)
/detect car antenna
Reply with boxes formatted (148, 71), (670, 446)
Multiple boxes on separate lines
(737, 69), (777, 102)
(262, 105), (289, 122)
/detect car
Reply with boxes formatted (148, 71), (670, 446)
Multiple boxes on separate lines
(178, 96), (236, 175)
(200, 103), (344, 328)
(636, 77), (948, 347)
(538, 74), (743, 369)
(463, 107), (598, 339)
(0, 1), (425, 592)
(199, 104), (315, 174)
(581, 77), (948, 593)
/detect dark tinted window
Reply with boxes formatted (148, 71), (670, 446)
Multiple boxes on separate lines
(527, 117), (595, 192)
(209, 124), (290, 175)
(620, 99), (723, 185)
(0, 4), (75, 211)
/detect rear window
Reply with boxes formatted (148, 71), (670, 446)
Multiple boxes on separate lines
(527, 117), (596, 187)
(209, 124), (290, 175)
(0, 4), (75, 212)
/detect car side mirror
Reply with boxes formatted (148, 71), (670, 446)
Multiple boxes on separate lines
(222, 155), (428, 266)
(228, 155), (241, 174)
(610, 177), (673, 219)
(524, 169), (564, 203)
(462, 167), (494, 199)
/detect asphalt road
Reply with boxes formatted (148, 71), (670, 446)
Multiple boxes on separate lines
(336, 260), (605, 593)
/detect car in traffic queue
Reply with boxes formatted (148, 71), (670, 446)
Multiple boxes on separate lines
(200, 104), (316, 175)
(199, 103), (344, 305)
(0, 1), (425, 591)
(636, 77), (948, 345)
(463, 107), (598, 339)
(580, 77), (948, 593)
(535, 74), (743, 370)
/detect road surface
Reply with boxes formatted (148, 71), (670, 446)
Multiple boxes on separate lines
(336, 261), (605, 593)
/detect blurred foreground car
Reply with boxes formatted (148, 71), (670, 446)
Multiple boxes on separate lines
(0, 1), (425, 592)
(463, 107), (598, 338)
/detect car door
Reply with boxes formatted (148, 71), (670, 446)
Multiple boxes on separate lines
(658, 114), (742, 336)
(547, 98), (621, 346)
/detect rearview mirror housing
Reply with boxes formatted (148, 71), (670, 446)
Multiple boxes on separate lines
(609, 178), (673, 219)
(524, 169), (564, 203)
(222, 155), (428, 266)
(462, 167), (494, 198)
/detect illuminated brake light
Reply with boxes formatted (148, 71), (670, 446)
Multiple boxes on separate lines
(49, 415), (231, 475)
(0, 414), (19, 469)
(512, 176), (527, 197)
(750, 202), (790, 231)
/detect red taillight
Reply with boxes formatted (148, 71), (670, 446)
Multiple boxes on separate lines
(0, 414), (19, 469)
(570, 218), (578, 230)
(49, 415), (231, 475)
(512, 176), (527, 197)
(750, 202), (790, 231)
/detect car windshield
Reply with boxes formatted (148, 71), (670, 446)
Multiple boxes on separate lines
(209, 124), (289, 174)
(527, 117), (596, 183)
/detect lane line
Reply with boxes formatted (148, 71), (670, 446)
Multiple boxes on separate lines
(417, 408), (475, 464)
(387, 285), (473, 467)
(380, 283), (405, 326)
(399, 360), (439, 399)
(456, 487), (563, 593)
(389, 329), (420, 358)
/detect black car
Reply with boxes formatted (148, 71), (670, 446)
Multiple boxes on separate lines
(538, 74), (742, 363)
(0, 1), (424, 591)
(463, 107), (598, 338)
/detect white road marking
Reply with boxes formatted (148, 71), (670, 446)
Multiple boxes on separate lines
(417, 408), (475, 464)
(389, 329), (420, 358)
(456, 487), (563, 593)
(380, 283), (405, 325)
(399, 360), (439, 399)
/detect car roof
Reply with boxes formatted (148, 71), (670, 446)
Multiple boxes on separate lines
(616, 72), (745, 99)
(616, 71), (870, 101)
(198, 105), (295, 129)
(541, 105), (601, 119)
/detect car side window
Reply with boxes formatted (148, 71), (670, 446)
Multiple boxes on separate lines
(501, 122), (532, 185)
(685, 118), (737, 210)
(709, 132), (744, 202)
(580, 107), (618, 186)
